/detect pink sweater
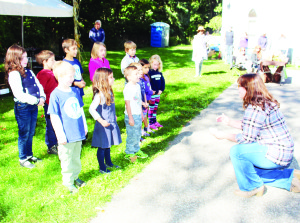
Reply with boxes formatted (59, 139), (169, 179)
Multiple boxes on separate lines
(89, 57), (111, 81)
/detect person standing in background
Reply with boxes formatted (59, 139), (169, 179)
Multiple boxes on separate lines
(225, 26), (234, 68)
(89, 20), (105, 52)
(192, 26), (208, 77)
(258, 33), (268, 51)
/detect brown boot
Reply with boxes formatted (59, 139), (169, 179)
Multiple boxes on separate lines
(234, 185), (265, 198)
(290, 169), (300, 193)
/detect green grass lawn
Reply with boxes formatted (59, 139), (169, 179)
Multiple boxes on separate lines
(0, 45), (237, 222)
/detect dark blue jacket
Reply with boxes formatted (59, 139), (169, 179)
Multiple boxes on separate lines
(149, 69), (165, 93)
(89, 27), (105, 43)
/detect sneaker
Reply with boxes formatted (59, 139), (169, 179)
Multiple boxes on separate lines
(47, 145), (58, 155)
(74, 178), (86, 187)
(135, 150), (148, 159)
(20, 160), (35, 168)
(124, 154), (137, 162)
(27, 156), (42, 163)
(68, 185), (79, 194)
(149, 124), (158, 130)
(107, 164), (120, 169)
(147, 129), (155, 134)
(142, 132), (150, 137)
(155, 122), (163, 128)
(99, 169), (111, 174)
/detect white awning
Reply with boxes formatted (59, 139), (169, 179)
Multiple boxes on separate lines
(0, 0), (73, 17)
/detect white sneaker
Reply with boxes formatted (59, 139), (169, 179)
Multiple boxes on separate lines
(20, 160), (35, 168)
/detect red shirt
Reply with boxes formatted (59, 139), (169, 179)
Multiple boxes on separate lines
(36, 69), (58, 104)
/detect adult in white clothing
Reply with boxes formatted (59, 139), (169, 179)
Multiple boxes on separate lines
(192, 26), (208, 77)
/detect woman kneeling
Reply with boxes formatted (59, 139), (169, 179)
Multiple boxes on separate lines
(211, 73), (300, 197)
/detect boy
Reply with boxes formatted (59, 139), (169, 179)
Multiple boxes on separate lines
(123, 66), (148, 162)
(48, 61), (88, 194)
(62, 39), (86, 98)
(36, 50), (58, 155)
(121, 41), (139, 75)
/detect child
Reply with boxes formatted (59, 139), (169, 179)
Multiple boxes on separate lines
(123, 66), (148, 162)
(139, 59), (155, 134)
(148, 54), (165, 130)
(5, 45), (45, 168)
(62, 39), (86, 98)
(48, 61), (88, 194)
(36, 50), (58, 155)
(89, 68), (122, 174)
(88, 42), (111, 82)
(130, 62), (149, 141)
(121, 41), (139, 76)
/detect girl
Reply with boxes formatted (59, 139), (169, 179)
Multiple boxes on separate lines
(36, 50), (58, 155)
(192, 26), (208, 77)
(139, 59), (155, 134)
(211, 73), (299, 197)
(5, 45), (46, 168)
(148, 55), (165, 130)
(89, 68), (121, 174)
(88, 42), (111, 82)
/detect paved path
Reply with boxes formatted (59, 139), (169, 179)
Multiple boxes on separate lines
(91, 71), (300, 223)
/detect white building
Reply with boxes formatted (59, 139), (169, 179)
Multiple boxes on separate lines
(221, 0), (300, 63)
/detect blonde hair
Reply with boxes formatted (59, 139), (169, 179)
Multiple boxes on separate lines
(149, 54), (163, 72)
(35, 50), (55, 65)
(91, 42), (106, 59)
(92, 68), (114, 106)
(124, 41), (137, 52)
(129, 62), (142, 69)
(124, 66), (137, 78)
(53, 61), (75, 80)
(62, 39), (77, 53)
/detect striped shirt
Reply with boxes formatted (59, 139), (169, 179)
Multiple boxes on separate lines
(236, 104), (294, 166)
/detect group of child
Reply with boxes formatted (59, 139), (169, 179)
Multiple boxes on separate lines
(4, 39), (165, 193)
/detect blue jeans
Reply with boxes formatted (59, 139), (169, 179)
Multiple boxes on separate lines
(44, 103), (57, 149)
(124, 115), (142, 154)
(226, 45), (233, 65)
(14, 102), (38, 160)
(230, 143), (294, 191)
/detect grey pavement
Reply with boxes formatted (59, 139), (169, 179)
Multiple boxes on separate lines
(91, 70), (300, 223)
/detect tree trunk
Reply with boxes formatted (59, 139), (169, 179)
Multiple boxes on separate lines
(73, 0), (82, 62)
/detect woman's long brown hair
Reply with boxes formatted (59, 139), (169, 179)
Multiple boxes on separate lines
(4, 45), (26, 82)
(237, 73), (279, 110)
(92, 68), (114, 105)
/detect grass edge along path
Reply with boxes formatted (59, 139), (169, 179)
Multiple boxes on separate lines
(0, 45), (237, 222)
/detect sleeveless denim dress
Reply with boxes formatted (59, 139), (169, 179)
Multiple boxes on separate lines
(91, 100), (122, 148)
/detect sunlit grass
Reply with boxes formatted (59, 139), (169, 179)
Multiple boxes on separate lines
(0, 45), (237, 222)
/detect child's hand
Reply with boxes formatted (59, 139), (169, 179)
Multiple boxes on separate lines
(157, 90), (162, 95)
(74, 80), (86, 88)
(144, 102), (149, 109)
(58, 141), (67, 145)
(129, 117), (134, 126)
(38, 98), (45, 106)
(152, 91), (156, 95)
(100, 119), (110, 127)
